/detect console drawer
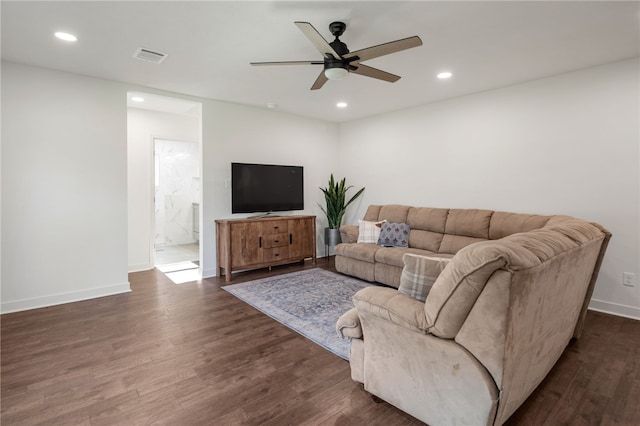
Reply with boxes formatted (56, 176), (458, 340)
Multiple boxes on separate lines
(263, 247), (289, 262)
(262, 233), (288, 248)
(262, 220), (288, 234)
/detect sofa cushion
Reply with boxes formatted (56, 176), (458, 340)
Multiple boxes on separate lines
(407, 207), (449, 233)
(399, 254), (452, 302)
(339, 224), (359, 244)
(374, 247), (446, 268)
(424, 243), (507, 338)
(363, 205), (383, 221)
(378, 205), (411, 223)
(336, 242), (380, 263)
(378, 222), (410, 247)
(489, 212), (550, 240)
(353, 287), (429, 333)
(408, 229), (444, 252)
(445, 209), (493, 238)
(499, 220), (605, 266)
(357, 220), (385, 244)
(439, 234), (488, 254)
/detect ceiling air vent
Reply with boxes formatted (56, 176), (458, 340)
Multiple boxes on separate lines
(132, 47), (168, 64)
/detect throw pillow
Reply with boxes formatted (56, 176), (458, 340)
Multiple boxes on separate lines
(378, 222), (411, 247)
(398, 254), (451, 302)
(357, 220), (386, 244)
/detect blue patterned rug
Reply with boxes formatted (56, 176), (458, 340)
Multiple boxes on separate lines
(222, 268), (372, 360)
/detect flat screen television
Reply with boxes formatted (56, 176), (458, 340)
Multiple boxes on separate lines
(231, 162), (304, 214)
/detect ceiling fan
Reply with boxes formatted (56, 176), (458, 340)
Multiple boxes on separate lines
(251, 21), (423, 90)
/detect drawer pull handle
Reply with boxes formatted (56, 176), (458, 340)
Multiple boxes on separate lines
(259, 237), (262, 248)
(275, 254), (279, 257)
(274, 240), (279, 243)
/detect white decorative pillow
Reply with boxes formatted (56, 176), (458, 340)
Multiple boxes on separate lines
(399, 254), (451, 302)
(357, 220), (386, 244)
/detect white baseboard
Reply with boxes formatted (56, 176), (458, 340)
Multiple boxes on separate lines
(201, 267), (217, 279)
(1, 282), (131, 314)
(589, 298), (640, 321)
(128, 263), (153, 273)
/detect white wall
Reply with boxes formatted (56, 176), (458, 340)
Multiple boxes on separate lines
(129, 98), (340, 277)
(200, 101), (340, 277)
(338, 58), (640, 319)
(1, 61), (339, 312)
(1, 61), (130, 312)
(127, 108), (200, 272)
(4, 58), (637, 319)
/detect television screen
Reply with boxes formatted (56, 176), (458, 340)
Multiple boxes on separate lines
(231, 163), (304, 214)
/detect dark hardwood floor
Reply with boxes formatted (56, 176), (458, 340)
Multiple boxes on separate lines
(1, 258), (639, 425)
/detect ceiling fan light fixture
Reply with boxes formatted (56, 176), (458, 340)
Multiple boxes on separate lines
(324, 67), (348, 80)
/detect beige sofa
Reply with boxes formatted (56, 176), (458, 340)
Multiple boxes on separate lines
(335, 205), (610, 425)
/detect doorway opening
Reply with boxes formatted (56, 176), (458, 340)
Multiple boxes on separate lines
(153, 138), (200, 283)
(126, 91), (202, 284)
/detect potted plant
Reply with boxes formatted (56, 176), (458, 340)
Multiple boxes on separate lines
(319, 174), (365, 249)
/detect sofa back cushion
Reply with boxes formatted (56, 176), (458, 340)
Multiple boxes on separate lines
(439, 209), (493, 254)
(363, 205), (383, 221)
(407, 207), (448, 232)
(407, 207), (448, 252)
(378, 205), (411, 223)
(489, 211), (550, 240)
(424, 243), (507, 338)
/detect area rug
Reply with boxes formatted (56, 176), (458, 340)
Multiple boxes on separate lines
(222, 268), (372, 360)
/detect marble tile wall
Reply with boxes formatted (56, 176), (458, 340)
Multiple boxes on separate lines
(154, 139), (200, 247)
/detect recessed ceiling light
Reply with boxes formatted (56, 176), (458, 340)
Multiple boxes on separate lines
(266, 102), (278, 110)
(54, 32), (77, 42)
(437, 72), (453, 79)
(336, 102), (348, 108)
(131, 96), (145, 103)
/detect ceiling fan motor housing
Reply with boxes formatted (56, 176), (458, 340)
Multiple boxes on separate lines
(329, 21), (346, 37)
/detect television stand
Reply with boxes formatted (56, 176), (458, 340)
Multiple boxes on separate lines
(216, 215), (316, 282)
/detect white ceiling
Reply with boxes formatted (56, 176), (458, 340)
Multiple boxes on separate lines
(2, 1), (639, 122)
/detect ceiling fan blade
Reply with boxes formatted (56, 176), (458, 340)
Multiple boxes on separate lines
(294, 21), (342, 60)
(343, 36), (422, 63)
(310, 71), (328, 90)
(350, 64), (400, 83)
(251, 60), (324, 66)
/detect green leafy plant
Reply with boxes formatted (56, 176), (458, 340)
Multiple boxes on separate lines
(319, 174), (365, 229)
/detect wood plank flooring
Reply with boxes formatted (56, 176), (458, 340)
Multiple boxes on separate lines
(1, 259), (639, 425)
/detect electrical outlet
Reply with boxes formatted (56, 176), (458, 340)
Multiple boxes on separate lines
(622, 272), (635, 287)
(224, 179), (230, 189)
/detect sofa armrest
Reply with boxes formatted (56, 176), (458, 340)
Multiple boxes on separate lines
(337, 307), (362, 339)
(339, 224), (359, 244)
(353, 287), (429, 334)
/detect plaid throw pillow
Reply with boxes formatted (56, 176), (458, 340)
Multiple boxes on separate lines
(377, 222), (411, 247)
(399, 253), (451, 302)
(357, 220), (386, 243)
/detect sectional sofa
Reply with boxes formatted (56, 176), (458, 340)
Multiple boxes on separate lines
(335, 205), (611, 425)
